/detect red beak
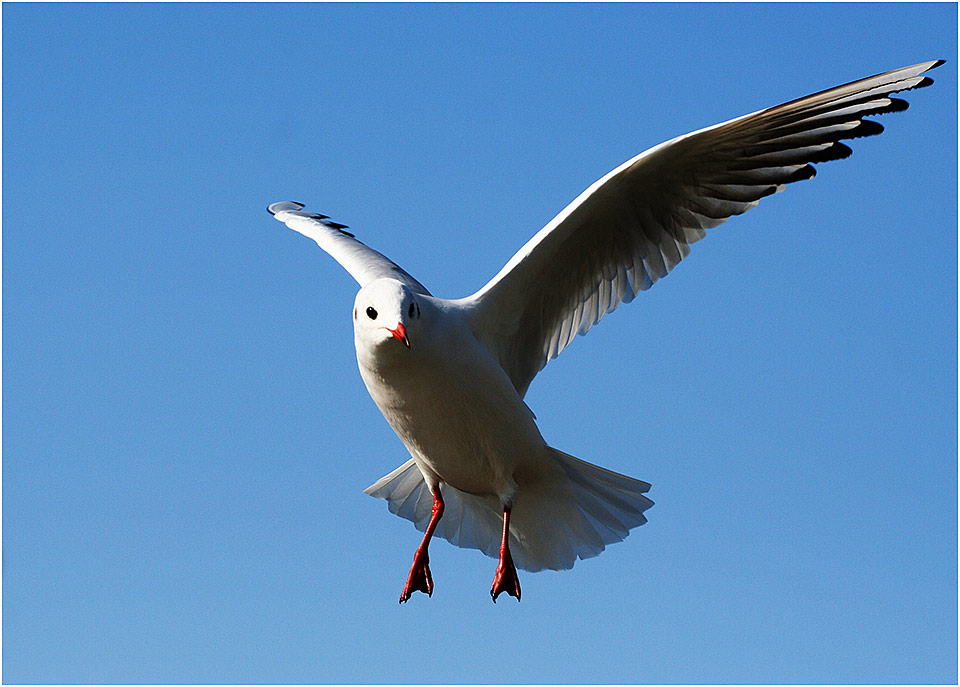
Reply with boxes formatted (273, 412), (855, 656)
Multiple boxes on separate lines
(388, 323), (410, 348)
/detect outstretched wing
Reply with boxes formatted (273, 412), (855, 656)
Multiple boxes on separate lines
(461, 60), (942, 397)
(269, 201), (431, 296)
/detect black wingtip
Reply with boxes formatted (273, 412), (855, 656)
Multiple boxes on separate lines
(810, 141), (853, 164)
(267, 201), (355, 237)
(789, 164), (817, 183)
(916, 59), (945, 78)
(850, 119), (885, 139)
(267, 201), (305, 216)
(885, 97), (910, 114)
(914, 60), (946, 87)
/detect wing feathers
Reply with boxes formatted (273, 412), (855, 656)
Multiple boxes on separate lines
(269, 201), (431, 296)
(462, 61), (941, 396)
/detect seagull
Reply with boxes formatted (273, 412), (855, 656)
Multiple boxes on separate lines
(269, 60), (941, 603)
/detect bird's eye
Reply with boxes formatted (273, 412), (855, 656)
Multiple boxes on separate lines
(366, 306), (378, 320)
(408, 303), (416, 318)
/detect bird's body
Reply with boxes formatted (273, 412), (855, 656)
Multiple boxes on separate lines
(350, 278), (653, 584)
(269, 59), (942, 602)
(355, 285), (544, 501)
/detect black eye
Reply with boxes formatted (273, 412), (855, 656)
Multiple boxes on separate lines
(408, 302), (416, 318)
(366, 306), (378, 320)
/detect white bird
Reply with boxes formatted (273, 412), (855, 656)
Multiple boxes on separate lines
(269, 60), (941, 603)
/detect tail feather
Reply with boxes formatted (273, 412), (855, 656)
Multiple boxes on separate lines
(365, 460), (504, 559)
(554, 449), (653, 531)
(364, 450), (653, 573)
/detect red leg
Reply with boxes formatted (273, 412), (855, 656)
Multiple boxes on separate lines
(490, 505), (521, 603)
(399, 486), (444, 603)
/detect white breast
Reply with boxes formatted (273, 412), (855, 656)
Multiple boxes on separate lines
(356, 307), (549, 500)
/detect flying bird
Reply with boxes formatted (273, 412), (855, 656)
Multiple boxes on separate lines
(269, 60), (942, 603)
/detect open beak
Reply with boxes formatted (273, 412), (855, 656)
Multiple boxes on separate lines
(388, 323), (410, 348)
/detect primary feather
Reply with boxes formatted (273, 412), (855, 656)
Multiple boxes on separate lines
(461, 60), (942, 397)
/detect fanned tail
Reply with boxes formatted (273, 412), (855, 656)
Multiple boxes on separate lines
(364, 450), (653, 573)
(364, 459), (504, 557)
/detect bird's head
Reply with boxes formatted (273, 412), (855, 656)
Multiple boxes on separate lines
(353, 278), (422, 354)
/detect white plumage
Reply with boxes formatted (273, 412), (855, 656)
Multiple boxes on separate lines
(269, 60), (941, 601)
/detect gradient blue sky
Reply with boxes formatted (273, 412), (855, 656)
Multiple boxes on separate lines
(3, 3), (957, 684)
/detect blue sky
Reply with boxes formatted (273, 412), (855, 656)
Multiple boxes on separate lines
(2, 3), (956, 684)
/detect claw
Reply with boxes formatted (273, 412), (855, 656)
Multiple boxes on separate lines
(400, 551), (433, 603)
(490, 547), (521, 602)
